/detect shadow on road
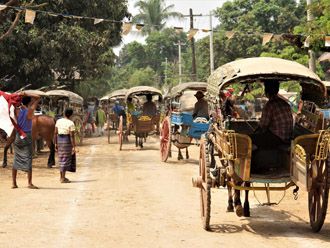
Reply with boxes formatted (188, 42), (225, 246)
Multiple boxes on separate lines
(209, 205), (330, 241)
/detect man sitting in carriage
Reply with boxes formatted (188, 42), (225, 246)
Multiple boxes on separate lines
(192, 91), (209, 120)
(250, 80), (293, 173)
(251, 80), (293, 150)
(142, 94), (157, 117)
(112, 100), (127, 126)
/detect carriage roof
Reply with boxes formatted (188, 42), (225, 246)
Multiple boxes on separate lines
(170, 82), (207, 97)
(125, 86), (162, 100)
(323, 81), (330, 89)
(100, 89), (128, 101)
(208, 57), (326, 104)
(45, 90), (83, 105)
(23, 89), (48, 96)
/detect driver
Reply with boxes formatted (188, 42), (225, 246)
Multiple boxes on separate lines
(251, 80), (293, 149)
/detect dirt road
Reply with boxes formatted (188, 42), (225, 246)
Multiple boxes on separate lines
(0, 135), (329, 248)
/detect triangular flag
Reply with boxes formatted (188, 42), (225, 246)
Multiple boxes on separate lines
(325, 36), (330, 47)
(272, 34), (282, 42)
(94, 18), (104, 25)
(262, 33), (273, 45)
(225, 31), (235, 39)
(0, 4), (7, 11)
(135, 24), (144, 31)
(25, 9), (36, 24)
(174, 27), (183, 34)
(122, 22), (133, 35)
(304, 36), (310, 48)
(187, 28), (198, 40)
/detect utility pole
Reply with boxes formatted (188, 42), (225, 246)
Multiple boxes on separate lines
(307, 0), (316, 72)
(174, 41), (185, 84)
(209, 11), (214, 73)
(190, 8), (197, 81)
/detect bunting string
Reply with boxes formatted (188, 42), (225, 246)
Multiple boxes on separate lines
(0, 4), (329, 45)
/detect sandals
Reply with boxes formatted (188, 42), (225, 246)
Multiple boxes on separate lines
(28, 184), (39, 189)
(61, 178), (71, 183)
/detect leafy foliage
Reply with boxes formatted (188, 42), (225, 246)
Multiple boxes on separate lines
(0, 0), (129, 92)
(133, 0), (182, 34)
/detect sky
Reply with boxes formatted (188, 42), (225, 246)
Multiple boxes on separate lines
(113, 0), (229, 55)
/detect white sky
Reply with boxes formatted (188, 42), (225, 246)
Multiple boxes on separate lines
(113, 0), (229, 55)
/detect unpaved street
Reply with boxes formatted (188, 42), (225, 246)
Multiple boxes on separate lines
(0, 135), (329, 248)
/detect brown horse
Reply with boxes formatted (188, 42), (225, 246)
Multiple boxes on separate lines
(2, 115), (56, 168)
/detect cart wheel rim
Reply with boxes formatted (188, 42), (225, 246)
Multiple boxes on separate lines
(160, 117), (171, 162)
(308, 158), (329, 232)
(118, 116), (123, 150)
(199, 139), (211, 230)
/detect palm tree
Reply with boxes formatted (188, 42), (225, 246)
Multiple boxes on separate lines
(133, 0), (182, 34)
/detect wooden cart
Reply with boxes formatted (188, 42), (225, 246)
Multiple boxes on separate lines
(118, 86), (162, 150)
(192, 57), (329, 232)
(46, 90), (84, 145)
(160, 82), (210, 162)
(100, 89), (128, 144)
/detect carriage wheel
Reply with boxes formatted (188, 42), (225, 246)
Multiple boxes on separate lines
(118, 116), (123, 151)
(107, 120), (111, 144)
(199, 139), (211, 230)
(160, 117), (171, 162)
(71, 116), (83, 146)
(308, 158), (329, 232)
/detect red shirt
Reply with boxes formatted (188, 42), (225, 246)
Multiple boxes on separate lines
(259, 95), (293, 142)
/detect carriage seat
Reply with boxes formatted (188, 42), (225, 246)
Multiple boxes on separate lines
(251, 143), (291, 174)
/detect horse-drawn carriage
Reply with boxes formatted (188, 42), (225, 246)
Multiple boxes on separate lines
(160, 82), (210, 162)
(192, 57), (329, 232)
(45, 90), (84, 145)
(118, 86), (162, 150)
(100, 89), (128, 144)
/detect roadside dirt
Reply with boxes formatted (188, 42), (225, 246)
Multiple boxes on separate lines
(0, 134), (329, 248)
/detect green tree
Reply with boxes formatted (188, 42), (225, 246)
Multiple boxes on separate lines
(0, 0), (129, 92)
(133, 0), (181, 34)
(295, 0), (330, 51)
(187, 0), (307, 82)
(128, 67), (157, 87)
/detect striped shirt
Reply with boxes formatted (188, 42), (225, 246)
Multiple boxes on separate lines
(259, 95), (293, 142)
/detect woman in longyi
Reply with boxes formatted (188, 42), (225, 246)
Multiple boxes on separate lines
(54, 108), (76, 183)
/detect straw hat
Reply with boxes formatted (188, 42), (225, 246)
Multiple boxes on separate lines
(194, 91), (205, 98)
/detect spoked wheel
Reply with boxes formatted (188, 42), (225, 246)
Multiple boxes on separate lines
(71, 116), (84, 146)
(308, 158), (329, 232)
(118, 116), (123, 151)
(160, 117), (171, 162)
(199, 139), (211, 230)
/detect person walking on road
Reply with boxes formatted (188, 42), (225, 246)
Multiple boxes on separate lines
(54, 108), (76, 183)
(96, 106), (106, 136)
(12, 93), (40, 189)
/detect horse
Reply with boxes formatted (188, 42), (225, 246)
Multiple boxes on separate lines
(2, 115), (56, 168)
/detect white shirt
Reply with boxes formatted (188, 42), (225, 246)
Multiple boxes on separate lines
(55, 118), (75, 135)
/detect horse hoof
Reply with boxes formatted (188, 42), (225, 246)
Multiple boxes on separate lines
(244, 209), (250, 217)
(2, 163), (7, 168)
(235, 205), (243, 217)
(227, 205), (234, 212)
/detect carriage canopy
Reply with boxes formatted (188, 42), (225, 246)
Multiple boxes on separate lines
(23, 89), (48, 96)
(45, 90), (83, 105)
(207, 57), (326, 105)
(125, 86), (162, 100)
(100, 89), (128, 101)
(170, 82), (207, 98)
